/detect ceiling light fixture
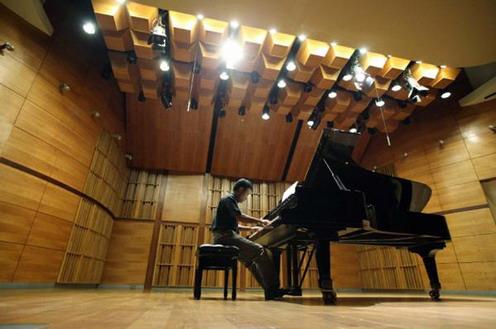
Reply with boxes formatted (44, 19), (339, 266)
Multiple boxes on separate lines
(307, 118), (314, 127)
(230, 20), (239, 29)
(375, 98), (385, 107)
(330, 41), (338, 47)
(298, 34), (306, 42)
(440, 91), (452, 99)
(286, 61), (296, 72)
(440, 64), (447, 69)
(269, 28), (277, 35)
(219, 70), (230, 80)
(391, 83), (402, 92)
(221, 39), (243, 68)
(82, 21), (96, 34)
(196, 14), (204, 20)
(342, 73), (353, 81)
(349, 127), (358, 133)
(159, 59), (170, 72)
(261, 104), (270, 120)
(359, 47), (367, 55)
(277, 79), (287, 88)
(328, 90), (337, 98)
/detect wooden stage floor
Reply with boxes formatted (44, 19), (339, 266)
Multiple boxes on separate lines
(1, 289), (495, 329)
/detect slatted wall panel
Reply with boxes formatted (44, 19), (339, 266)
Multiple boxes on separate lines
(57, 199), (113, 284)
(153, 223), (199, 287)
(357, 246), (425, 290)
(84, 131), (129, 216)
(121, 170), (165, 219)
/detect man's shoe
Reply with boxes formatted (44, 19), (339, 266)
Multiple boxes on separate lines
(264, 288), (288, 300)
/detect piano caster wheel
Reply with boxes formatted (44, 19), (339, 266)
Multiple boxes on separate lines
(322, 290), (337, 305)
(429, 289), (441, 301)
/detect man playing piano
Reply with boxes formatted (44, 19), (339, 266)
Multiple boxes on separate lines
(211, 178), (285, 300)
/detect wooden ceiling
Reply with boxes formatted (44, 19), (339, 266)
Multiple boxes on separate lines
(91, 0), (461, 182)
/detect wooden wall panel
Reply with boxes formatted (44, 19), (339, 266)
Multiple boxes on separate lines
(359, 96), (496, 291)
(102, 221), (153, 285)
(14, 246), (65, 283)
(162, 175), (204, 222)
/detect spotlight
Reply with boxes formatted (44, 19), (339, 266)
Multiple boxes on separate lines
(126, 51), (137, 64)
(269, 28), (277, 35)
(440, 91), (452, 99)
(219, 109), (226, 117)
(238, 106), (246, 116)
(262, 104), (270, 120)
(148, 21), (167, 50)
(111, 134), (122, 141)
(391, 83), (402, 92)
(342, 73), (353, 81)
(250, 71), (260, 83)
(349, 127), (358, 133)
(221, 39), (243, 67)
(116, 0), (126, 4)
(405, 71), (429, 103)
(285, 113), (293, 123)
(286, 61), (296, 72)
(355, 71), (366, 83)
(160, 90), (173, 109)
(359, 47), (367, 55)
(440, 64), (447, 69)
(375, 98), (385, 107)
(196, 14), (204, 20)
(330, 41), (338, 47)
(138, 91), (146, 102)
(328, 90), (337, 99)
(298, 34), (306, 42)
(277, 79), (287, 88)
(0, 42), (14, 52)
(59, 82), (71, 93)
(303, 82), (313, 93)
(190, 98), (198, 110)
(82, 21), (96, 34)
(219, 71), (230, 80)
(307, 118), (314, 127)
(415, 60), (422, 64)
(269, 94), (278, 105)
(159, 59), (170, 72)
(230, 20), (239, 29)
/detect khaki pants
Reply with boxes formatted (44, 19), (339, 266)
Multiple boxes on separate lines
(212, 229), (277, 290)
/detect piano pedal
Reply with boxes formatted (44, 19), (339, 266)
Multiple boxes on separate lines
(321, 289), (337, 305)
(429, 289), (441, 302)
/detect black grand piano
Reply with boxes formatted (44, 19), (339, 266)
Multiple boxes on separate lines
(248, 128), (451, 304)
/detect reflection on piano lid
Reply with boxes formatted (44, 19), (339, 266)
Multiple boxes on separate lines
(282, 181), (298, 202)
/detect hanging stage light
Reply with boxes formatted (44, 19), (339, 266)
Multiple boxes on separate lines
(328, 90), (337, 99)
(159, 59), (170, 72)
(238, 106), (246, 116)
(221, 39), (243, 68)
(190, 98), (198, 110)
(375, 98), (385, 107)
(82, 21), (96, 34)
(219, 70), (230, 80)
(250, 71), (261, 83)
(405, 69), (429, 103)
(303, 82), (313, 92)
(138, 90), (146, 102)
(441, 91), (452, 99)
(349, 127), (358, 133)
(342, 73), (353, 81)
(160, 89), (173, 109)
(286, 61), (296, 72)
(306, 117), (315, 127)
(277, 79), (287, 88)
(261, 104), (270, 120)
(285, 113), (293, 123)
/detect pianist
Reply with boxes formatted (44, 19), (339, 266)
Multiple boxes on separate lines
(211, 178), (285, 300)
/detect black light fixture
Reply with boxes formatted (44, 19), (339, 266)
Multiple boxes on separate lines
(190, 98), (198, 110)
(101, 62), (112, 80)
(404, 69), (429, 103)
(219, 109), (226, 117)
(138, 90), (146, 102)
(285, 113), (293, 123)
(367, 127), (377, 135)
(303, 82), (313, 93)
(126, 51), (137, 64)
(160, 89), (173, 109)
(326, 121), (334, 129)
(269, 92), (278, 105)
(401, 117), (412, 125)
(440, 90), (452, 99)
(261, 104), (270, 120)
(238, 105), (246, 116)
(352, 91), (362, 101)
(250, 71), (260, 84)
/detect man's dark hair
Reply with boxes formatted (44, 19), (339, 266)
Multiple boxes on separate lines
(233, 178), (253, 192)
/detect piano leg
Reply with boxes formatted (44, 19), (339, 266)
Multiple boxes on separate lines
(409, 243), (445, 301)
(315, 240), (337, 305)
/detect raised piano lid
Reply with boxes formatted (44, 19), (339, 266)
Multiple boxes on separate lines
(303, 128), (432, 213)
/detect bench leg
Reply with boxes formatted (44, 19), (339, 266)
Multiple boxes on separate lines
(194, 267), (202, 300)
(232, 261), (237, 301)
(224, 269), (229, 300)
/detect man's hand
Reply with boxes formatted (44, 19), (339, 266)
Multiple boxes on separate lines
(260, 219), (271, 226)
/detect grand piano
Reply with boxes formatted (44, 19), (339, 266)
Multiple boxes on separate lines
(249, 128), (451, 304)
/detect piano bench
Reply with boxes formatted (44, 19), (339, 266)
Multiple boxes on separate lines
(194, 244), (239, 301)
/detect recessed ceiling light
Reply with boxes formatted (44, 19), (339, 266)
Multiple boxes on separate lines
(286, 61), (296, 72)
(159, 60), (170, 72)
(441, 91), (451, 99)
(262, 104), (270, 120)
(219, 71), (229, 80)
(307, 119), (314, 127)
(355, 72), (366, 83)
(196, 14), (204, 20)
(230, 20), (239, 29)
(261, 112), (270, 120)
(269, 28), (277, 35)
(82, 21), (96, 34)
(349, 127), (358, 133)
(391, 83), (402, 92)
(277, 79), (287, 88)
(416, 60), (422, 64)
(440, 64), (447, 69)
(116, 0), (126, 4)
(359, 47), (367, 54)
(330, 41), (338, 47)
(328, 91), (337, 98)
(298, 34), (306, 41)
